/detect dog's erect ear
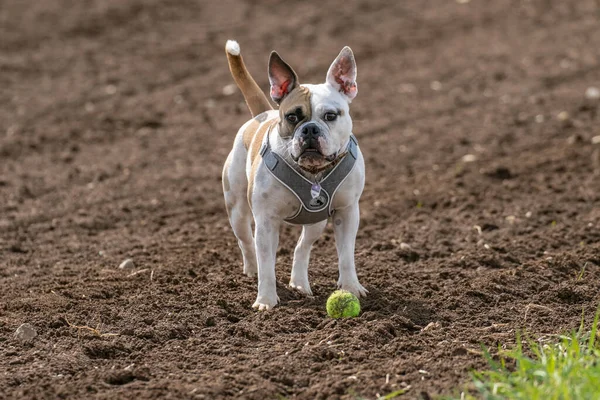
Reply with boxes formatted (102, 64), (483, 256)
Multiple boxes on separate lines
(326, 46), (357, 101)
(268, 51), (299, 104)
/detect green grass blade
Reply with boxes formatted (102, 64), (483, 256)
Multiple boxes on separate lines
(377, 388), (407, 399)
(451, 304), (600, 400)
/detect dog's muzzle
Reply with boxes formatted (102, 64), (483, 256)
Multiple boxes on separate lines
(299, 122), (322, 151)
(293, 122), (337, 162)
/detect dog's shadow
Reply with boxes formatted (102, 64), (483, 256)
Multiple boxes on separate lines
(277, 283), (436, 330)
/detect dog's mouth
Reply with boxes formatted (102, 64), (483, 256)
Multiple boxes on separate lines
(295, 148), (337, 162)
(293, 148), (338, 173)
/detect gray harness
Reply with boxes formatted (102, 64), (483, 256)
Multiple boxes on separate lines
(259, 131), (358, 225)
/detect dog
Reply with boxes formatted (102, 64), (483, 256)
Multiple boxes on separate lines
(222, 40), (367, 310)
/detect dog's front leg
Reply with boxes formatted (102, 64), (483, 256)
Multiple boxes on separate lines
(290, 220), (327, 296)
(333, 202), (368, 297)
(252, 215), (280, 310)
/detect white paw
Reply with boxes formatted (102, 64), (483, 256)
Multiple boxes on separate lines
(338, 279), (368, 297)
(252, 293), (279, 311)
(243, 260), (257, 278)
(289, 279), (313, 296)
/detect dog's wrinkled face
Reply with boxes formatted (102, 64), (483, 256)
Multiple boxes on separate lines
(268, 48), (358, 172)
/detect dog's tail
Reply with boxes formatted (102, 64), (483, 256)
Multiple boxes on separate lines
(225, 40), (273, 117)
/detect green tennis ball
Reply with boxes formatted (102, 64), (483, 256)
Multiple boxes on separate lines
(326, 290), (361, 318)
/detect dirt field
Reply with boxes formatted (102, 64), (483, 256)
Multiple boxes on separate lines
(2, 0), (600, 398)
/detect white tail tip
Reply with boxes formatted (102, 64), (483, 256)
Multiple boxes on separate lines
(226, 40), (240, 56)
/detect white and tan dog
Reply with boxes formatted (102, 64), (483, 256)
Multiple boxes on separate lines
(222, 40), (367, 310)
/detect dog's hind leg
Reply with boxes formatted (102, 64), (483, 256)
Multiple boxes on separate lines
(223, 148), (257, 277)
(289, 220), (327, 296)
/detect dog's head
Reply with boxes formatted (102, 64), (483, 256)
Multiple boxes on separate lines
(268, 47), (358, 173)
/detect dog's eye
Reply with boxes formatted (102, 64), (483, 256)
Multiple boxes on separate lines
(286, 114), (299, 124)
(324, 112), (337, 122)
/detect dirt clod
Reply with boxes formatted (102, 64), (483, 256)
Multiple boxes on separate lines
(14, 324), (37, 343)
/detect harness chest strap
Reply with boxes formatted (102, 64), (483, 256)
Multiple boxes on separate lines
(259, 131), (358, 225)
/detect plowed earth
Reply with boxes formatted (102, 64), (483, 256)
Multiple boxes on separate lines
(2, 0), (600, 399)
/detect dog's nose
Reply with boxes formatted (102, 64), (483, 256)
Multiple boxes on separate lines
(301, 123), (321, 139)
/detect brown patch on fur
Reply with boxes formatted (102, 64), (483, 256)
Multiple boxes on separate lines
(249, 118), (277, 165)
(247, 158), (258, 206)
(278, 86), (312, 137)
(242, 119), (261, 149)
(247, 119), (278, 203)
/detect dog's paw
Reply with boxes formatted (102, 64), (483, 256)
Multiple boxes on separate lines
(243, 260), (257, 278)
(338, 280), (368, 298)
(289, 279), (313, 296)
(243, 266), (257, 278)
(252, 293), (279, 311)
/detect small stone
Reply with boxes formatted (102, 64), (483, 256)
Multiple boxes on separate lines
(461, 154), (477, 163)
(557, 111), (570, 121)
(422, 321), (440, 331)
(525, 211), (532, 218)
(15, 323), (37, 342)
(585, 87), (600, 100)
(222, 84), (237, 96)
(591, 135), (600, 145)
(559, 59), (573, 69)
(124, 363), (135, 371)
(105, 85), (117, 95)
(535, 114), (545, 123)
(430, 81), (442, 91)
(399, 242), (412, 250)
(119, 259), (134, 269)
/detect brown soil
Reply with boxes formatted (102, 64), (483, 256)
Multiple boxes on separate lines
(2, 0), (600, 399)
